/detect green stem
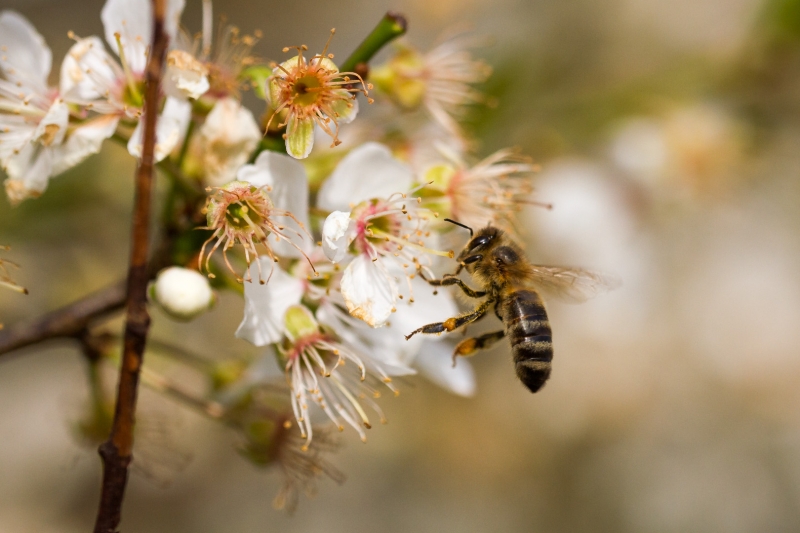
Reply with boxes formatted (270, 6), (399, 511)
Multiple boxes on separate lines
(176, 118), (196, 168)
(340, 11), (408, 74)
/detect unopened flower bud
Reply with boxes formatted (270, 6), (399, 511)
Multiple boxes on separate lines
(150, 267), (216, 320)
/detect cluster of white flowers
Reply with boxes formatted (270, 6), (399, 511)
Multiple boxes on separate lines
(2, 0), (542, 502)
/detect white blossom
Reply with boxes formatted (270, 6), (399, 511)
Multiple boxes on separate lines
(60, 0), (190, 162)
(194, 97), (261, 186)
(319, 143), (452, 327)
(0, 11), (116, 203)
(266, 33), (370, 159)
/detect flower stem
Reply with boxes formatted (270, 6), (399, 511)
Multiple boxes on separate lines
(339, 11), (407, 75)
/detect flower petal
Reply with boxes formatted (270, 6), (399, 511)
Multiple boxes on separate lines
(329, 90), (359, 124)
(199, 97), (261, 185)
(0, 10), (51, 91)
(164, 49), (209, 100)
(3, 110), (118, 204)
(414, 340), (476, 397)
(321, 211), (355, 263)
(285, 115), (314, 159)
(340, 255), (398, 328)
(237, 151), (311, 257)
(315, 300), (417, 377)
(317, 142), (413, 211)
(235, 260), (304, 346)
(358, 273), (459, 362)
(101, 0), (184, 73)
(3, 144), (53, 203)
(60, 36), (120, 102)
(32, 99), (69, 147)
(52, 114), (119, 175)
(128, 97), (191, 162)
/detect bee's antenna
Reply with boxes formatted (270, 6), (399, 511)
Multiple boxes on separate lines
(444, 218), (473, 238)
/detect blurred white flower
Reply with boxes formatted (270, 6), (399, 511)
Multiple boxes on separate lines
(150, 266), (215, 320)
(0, 245), (26, 295)
(420, 147), (541, 232)
(60, 0), (190, 162)
(126, 97), (192, 161)
(165, 49), (209, 100)
(371, 33), (491, 139)
(0, 11), (117, 203)
(193, 97), (261, 186)
(174, 0), (262, 99)
(610, 104), (743, 199)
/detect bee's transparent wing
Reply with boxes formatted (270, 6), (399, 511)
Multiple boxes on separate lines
(526, 265), (621, 303)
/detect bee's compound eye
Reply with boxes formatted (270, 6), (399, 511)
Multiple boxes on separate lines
(463, 254), (482, 265)
(494, 246), (519, 265)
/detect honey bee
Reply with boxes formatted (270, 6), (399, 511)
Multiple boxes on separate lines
(405, 219), (617, 393)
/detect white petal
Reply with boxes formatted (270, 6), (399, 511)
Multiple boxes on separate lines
(101, 0), (185, 73)
(321, 210), (355, 263)
(317, 142), (413, 211)
(127, 97), (191, 161)
(356, 274), (459, 365)
(414, 340), (476, 397)
(315, 300), (417, 377)
(235, 260), (304, 346)
(340, 255), (398, 328)
(60, 36), (120, 101)
(32, 99), (69, 147)
(200, 97), (261, 185)
(237, 151), (311, 258)
(330, 90), (359, 124)
(0, 11), (51, 91)
(393, 275), (460, 333)
(3, 143), (53, 200)
(164, 49), (209, 100)
(2, 112), (117, 203)
(52, 115), (119, 175)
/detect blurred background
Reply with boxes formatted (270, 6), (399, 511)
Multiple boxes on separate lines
(3, 0), (800, 531)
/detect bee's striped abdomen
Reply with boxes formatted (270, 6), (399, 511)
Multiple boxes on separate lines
(501, 289), (553, 393)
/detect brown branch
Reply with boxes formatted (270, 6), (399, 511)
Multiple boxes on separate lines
(0, 282), (126, 356)
(93, 0), (168, 531)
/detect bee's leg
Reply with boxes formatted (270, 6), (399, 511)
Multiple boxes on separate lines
(405, 298), (494, 340)
(418, 271), (485, 298)
(452, 330), (506, 367)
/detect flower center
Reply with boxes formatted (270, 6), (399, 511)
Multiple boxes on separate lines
(286, 332), (329, 362)
(291, 74), (322, 106)
(121, 79), (146, 109)
(225, 201), (264, 231)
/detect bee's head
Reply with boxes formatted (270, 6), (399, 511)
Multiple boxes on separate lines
(457, 225), (501, 270)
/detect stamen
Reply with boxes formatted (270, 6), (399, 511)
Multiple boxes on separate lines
(114, 33), (141, 105)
